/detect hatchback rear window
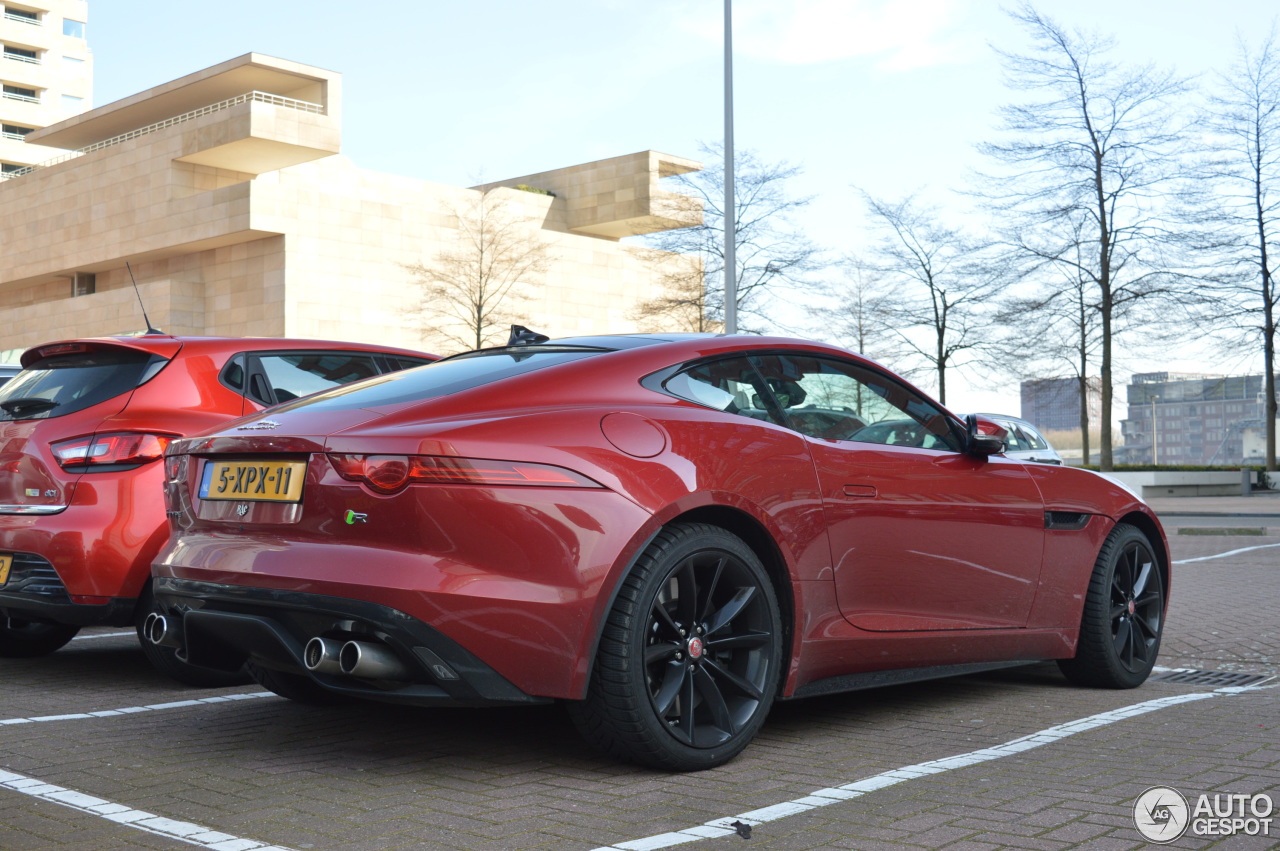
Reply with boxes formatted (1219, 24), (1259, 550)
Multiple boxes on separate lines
(269, 347), (609, 414)
(0, 349), (166, 421)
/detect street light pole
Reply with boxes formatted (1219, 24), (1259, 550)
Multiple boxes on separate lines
(723, 0), (736, 335)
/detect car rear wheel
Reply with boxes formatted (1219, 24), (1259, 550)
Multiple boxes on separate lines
(0, 617), (80, 657)
(1058, 523), (1164, 689)
(135, 586), (252, 687)
(570, 522), (783, 771)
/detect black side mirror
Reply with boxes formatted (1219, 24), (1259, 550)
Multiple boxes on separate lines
(966, 414), (1006, 457)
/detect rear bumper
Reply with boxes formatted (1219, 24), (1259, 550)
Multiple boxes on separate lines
(0, 552), (137, 626)
(152, 577), (549, 707)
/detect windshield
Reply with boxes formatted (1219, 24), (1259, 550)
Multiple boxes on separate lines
(0, 349), (165, 421)
(267, 347), (610, 414)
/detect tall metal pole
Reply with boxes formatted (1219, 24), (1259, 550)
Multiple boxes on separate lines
(723, 0), (737, 335)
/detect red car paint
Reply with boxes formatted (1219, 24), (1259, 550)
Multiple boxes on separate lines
(152, 334), (1168, 708)
(0, 336), (435, 638)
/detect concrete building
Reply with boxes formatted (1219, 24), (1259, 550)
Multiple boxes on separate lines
(1, 0), (91, 175)
(0, 53), (701, 358)
(1020, 376), (1103, 433)
(1121, 372), (1275, 465)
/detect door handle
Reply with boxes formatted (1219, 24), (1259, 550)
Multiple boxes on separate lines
(843, 484), (877, 498)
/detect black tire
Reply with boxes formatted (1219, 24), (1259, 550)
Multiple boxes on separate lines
(569, 522), (783, 771)
(135, 586), (251, 688)
(0, 617), (80, 657)
(1058, 523), (1165, 689)
(246, 661), (351, 706)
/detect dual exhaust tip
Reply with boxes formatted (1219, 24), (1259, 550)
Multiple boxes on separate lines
(144, 612), (409, 680)
(305, 636), (409, 680)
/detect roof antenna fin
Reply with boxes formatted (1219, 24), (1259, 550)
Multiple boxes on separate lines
(508, 325), (549, 346)
(126, 262), (163, 335)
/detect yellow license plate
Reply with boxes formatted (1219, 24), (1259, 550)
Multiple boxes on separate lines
(200, 460), (307, 502)
(0, 555), (11, 586)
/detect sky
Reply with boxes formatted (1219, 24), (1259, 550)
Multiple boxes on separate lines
(83, 0), (1279, 418)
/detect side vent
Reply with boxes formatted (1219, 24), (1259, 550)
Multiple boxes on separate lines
(1044, 511), (1091, 531)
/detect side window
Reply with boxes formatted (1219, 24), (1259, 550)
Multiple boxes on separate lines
(1002, 421), (1029, 451)
(249, 353), (381, 405)
(752, 354), (962, 451)
(662, 357), (784, 425)
(381, 355), (435, 372)
(1021, 424), (1050, 451)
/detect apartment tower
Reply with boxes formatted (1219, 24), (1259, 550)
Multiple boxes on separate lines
(0, 0), (90, 176)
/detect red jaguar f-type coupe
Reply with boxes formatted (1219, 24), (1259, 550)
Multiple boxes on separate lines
(151, 332), (1168, 770)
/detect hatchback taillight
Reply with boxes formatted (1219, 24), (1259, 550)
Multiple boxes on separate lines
(328, 454), (602, 494)
(51, 432), (174, 470)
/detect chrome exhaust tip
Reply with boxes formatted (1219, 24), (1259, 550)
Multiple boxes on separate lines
(303, 637), (344, 675)
(339, 640), (410, 679)
(143, 612), (181, 648)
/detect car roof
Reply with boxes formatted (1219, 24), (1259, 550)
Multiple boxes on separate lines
(19, 335), (434, 369)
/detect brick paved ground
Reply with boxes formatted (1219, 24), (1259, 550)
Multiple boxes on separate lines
(1, 512), (1276, 850)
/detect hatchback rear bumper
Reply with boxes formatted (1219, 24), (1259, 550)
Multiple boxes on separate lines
(152, 577), (548, 707)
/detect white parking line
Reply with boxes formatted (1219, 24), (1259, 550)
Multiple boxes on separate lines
(0, 692), (273, 726)
(1174, 542), (1280, 564)
(588, 687), (1269, 851)
(70, 631), (135, 641)
(0, 767), (296, 850)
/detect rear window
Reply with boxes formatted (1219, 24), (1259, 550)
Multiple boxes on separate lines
(0, 349), (165, 421)
(268, 347), (608, 415)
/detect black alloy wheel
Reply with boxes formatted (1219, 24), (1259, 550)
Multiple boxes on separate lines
(570, 522), (782, 771)
(1059, 523), (1165, 689)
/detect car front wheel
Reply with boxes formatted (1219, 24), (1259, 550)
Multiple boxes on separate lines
(570, 522), (783, 771)
(1058, 523), (1165, 689)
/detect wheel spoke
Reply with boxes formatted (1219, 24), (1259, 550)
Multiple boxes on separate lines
(676, 668), (697, 743)
(1109, 602), (1128, 620)
(675, 561), (699, 627)
(651, 599), (680, 638)
(1132, 558), (1154, 597)
(645, 642), (680, 666)
(698, 557), (726, 623)
(702, 656), (765, 701)
(706, 630), (770, 652)
(1113, 618), (1133, 666)
(692, 667), (735, 735)
(704, 586), (757, 636)
(652, 661), (688, 717)
(1133, 612), (1161, 641)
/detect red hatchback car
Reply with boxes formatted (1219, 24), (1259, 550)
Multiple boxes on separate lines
(150, 333), (1168, 768)
(0, 335), (434, 683)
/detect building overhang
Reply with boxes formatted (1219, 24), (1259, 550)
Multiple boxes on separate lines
(27, 53), (339, 150)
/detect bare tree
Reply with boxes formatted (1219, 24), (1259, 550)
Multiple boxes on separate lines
(993, 216), (1102, 462)
(406, 188), (552, 351)
(1184, 27), (1280, 471)
(819, 255), (911, 365)
(859, 191), (1000, 405)
(638, 141), (823, 331)
(978, 3), (1189, 470)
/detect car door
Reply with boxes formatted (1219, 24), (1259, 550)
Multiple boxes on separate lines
(751, 353), (1047, 631)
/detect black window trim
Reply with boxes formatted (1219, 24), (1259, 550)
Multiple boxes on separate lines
(647, 348), (967, 451)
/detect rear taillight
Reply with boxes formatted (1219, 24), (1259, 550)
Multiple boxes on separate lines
(52, 432), (174, 470)
(328, 454), (602, 494)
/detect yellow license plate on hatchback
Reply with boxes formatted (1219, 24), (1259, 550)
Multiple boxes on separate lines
(200, 460), (307, 502)
(0, 555), (11, 586)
